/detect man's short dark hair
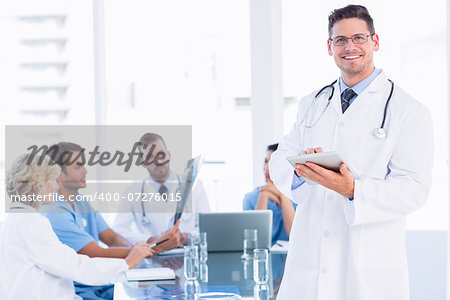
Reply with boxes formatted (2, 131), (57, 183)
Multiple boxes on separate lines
(328, 5), (375, 38)
(267, 143), (278, 152)
(47, 142), (83, 171)
(138, 133), (167, 151)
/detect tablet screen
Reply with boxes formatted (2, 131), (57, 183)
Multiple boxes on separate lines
(286, 151), (344, 172)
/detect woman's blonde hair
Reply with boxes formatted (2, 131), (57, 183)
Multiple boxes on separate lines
(6, 153), (60, 208)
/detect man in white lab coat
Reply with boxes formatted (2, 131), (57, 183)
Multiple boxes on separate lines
(269, 5), (433, 300)
(113, 133), (210, 247)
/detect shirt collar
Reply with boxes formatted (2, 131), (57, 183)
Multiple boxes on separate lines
(339, 67), (382, 95)
(147, 171), (178, 190)
(53, 190), (76, 212)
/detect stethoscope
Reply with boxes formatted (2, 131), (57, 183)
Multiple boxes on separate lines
(10, 206), (25, 210)
(140, 175), (181, 226)
(300, 79), (394, 139)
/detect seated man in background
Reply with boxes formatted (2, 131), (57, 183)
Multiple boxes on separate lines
(42, 142), (174, 300)
(243, 143), (296, 244)
(113, 132), (211, 246)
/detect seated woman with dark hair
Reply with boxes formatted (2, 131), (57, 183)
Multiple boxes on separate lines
(0, 153), (154, 300)
(243, 143), (297, 244)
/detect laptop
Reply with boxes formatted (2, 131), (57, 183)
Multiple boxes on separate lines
(199, 211), (272, 252)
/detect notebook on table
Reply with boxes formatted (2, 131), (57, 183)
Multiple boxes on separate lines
(126, 268), (176, 281)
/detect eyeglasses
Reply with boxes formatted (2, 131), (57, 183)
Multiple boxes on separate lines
(329, 33), (374, 46)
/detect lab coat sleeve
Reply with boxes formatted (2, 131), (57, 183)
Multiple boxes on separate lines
(269, 104), (311, 204)
(28, 217), (129, 286)
(344, 105), (433, 225)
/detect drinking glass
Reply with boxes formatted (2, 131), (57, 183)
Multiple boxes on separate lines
(188, 232), (200, 246)
(199, 232), (208, 262)
(254, 283), (269, 300)
(253, 249), (269, 284)
(199, 261), (208, 283)
(184, 279), (200, 299)
(241, 228), (257, 259)
(184, 245), (199, 280)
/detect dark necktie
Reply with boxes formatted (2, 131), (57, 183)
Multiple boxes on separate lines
(159, 184), (168, 201)
(341, 88), (357, 113)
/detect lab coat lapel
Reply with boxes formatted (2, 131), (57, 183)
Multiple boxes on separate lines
(342, 71), (388, 116)
(330, 80), (343, 115)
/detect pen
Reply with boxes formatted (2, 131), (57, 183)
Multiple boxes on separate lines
(156, 285), (168, 291)
(150, 238), (169, 248)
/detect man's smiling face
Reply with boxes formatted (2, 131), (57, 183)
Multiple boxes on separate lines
(327, 17), (379, 84)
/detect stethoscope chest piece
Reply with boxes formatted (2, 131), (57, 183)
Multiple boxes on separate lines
(141, 215), (150, 226)
(373, 127), (387, 139)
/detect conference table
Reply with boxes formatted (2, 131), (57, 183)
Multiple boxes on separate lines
(114, 250), (287, 299)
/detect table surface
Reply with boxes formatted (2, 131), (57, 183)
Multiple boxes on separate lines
(114, 251), (287, 299)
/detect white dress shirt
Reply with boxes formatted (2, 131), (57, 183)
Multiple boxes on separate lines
(113, 171), (211, 244)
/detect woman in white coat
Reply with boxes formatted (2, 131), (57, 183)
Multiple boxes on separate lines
(0, 153), (155, 300)
(269, 5), (433, 300)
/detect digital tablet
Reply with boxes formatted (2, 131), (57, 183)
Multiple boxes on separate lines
(287, 151), (344, 172)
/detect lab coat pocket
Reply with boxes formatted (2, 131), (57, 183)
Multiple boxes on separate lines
(357, 133), (395, 177)
(357, 222), (406, 269)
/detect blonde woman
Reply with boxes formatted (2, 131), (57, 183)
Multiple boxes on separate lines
(0, 154), (154, 300)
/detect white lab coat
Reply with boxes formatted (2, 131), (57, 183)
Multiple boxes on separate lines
(113, 171), (211, 244)
(269, 71), (433, 300)
(0, 203), (129, 300)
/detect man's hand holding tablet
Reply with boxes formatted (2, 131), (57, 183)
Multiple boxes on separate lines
(287, 147), (355, 198)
